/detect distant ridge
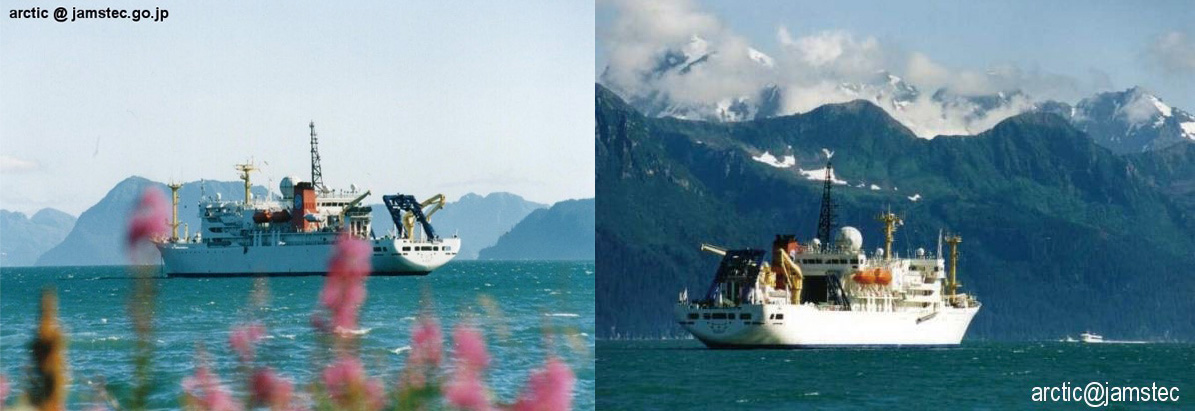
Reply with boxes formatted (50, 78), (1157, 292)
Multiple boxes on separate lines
(0, 208), (76, 266)
(478, 198), (595, 261)
(36, 177), (267, 266)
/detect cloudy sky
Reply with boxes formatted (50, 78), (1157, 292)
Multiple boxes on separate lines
(597, 0), (1195, 136)
(2, 1), (594, 215)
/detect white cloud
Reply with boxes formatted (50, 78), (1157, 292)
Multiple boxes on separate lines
(599, 0), (1090, 138)
(0, 155), (40, 173)
(1148, 31), (1195, 75)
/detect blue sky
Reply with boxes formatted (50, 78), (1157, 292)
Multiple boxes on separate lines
(2, 1), (594, 215)
(598, 0), (1195, 109)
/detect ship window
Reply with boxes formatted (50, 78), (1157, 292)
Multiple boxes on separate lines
(444, 246), (452, 251)
(774, 314), (784, 320)
(433, 246), (440, 251)
(768, 313), (775, 320)
(687, 313), (698, 320)
(373, 247), (382, 252)
(739, 313), (751, 320)
(850, 259), (859, 264)
(402, 247), (411, 251)
(702, 313), (711, 320)
(711, 313), (727, 320)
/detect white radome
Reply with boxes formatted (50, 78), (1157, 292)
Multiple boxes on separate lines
(835, 226), (862, 252)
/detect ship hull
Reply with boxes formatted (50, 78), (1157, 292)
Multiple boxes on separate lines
(675, 303), (979, 348)
(158, 237), (460, 277)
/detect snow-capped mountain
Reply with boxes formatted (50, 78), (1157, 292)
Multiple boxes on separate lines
(836, 71), (920, 112)
(1039, 87), (1195, 154)
(600, 35), (783, 122)
(600, 35), (1194, 153)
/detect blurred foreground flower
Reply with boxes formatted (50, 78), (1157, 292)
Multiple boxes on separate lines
(513, 357), (575, 411)
(181, 356), (240, 411)
(444, 325), (492, 411)
(126, 187), (170, 255)
(316, 233), (372, 334)
(28, 288), (69, 411)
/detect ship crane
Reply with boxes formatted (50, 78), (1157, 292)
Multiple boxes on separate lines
(383, 194), (440, 241)
(339, 190), (372, 236)
(402, 194), (445, 241)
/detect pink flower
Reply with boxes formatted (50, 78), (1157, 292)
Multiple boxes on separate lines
(513, 357), (575, 411)
(444, 324), (492, 411)
(321, 355), (383, 410)
(229, 322), (265, 362)
(411, 316), (444, 367)
(182, 362), (242, 411)
(452, 325), (490, 371)
(398, 315), (444, 391)
(445, 368), (490, 411)
(250, 367), (294, 409)
(317, 233), (372, 332)
(126, 187), (170, 248)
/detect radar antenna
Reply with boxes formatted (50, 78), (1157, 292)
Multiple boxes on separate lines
(815, 159), (837, 245)
(310, 121), (328, 193)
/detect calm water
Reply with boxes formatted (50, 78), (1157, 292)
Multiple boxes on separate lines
(597, 340), (1193, 410)
(1, 261), (595, 409)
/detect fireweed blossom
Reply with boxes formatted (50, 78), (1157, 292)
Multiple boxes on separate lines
(229, 322), (265, 363)
(321, 355), (384, 410)
(513, 357), (576, 411)
(125, 187), (170, 262)
(316, 233), (372, 334)
(181, 356), (241, 411)
(249, 367), (296, 410)
(444, 325), (493, 411)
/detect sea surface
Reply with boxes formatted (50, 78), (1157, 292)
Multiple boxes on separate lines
(597, 339), (1194, 410)
(1, 261), (595, 409)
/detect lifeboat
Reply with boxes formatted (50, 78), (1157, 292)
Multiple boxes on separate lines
(270, 209), (291, 223)
(875, 268), (892, 285)
(853, 269), (875, 284)
(253, 210), (271, 224)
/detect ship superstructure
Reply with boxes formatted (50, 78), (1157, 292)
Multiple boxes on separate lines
(674, 161), (980, 348)
(156, 122), (460, 277)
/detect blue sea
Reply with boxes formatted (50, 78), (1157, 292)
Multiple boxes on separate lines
(0, 261), (595, 409)
(597, 340), (1194, 410)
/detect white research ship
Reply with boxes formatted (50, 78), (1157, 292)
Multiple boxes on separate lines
(674, 161), (980, 348)
(155, 122), (460, 277)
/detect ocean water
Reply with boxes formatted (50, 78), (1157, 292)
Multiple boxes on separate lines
(0, 261), (594, 409)
(597, 340), (1194, 410)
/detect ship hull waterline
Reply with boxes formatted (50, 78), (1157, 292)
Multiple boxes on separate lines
(158, 237), (460, 278)
(676, 303), (980, 349)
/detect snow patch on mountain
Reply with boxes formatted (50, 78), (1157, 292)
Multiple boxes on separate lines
(751, 151), (796, 168)
(1181, 122), (1195, 140)
(799, 167), (848, 185)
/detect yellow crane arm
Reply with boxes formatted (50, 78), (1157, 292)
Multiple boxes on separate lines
(403, 194), (446, 240)
(339, 190), (371, 229)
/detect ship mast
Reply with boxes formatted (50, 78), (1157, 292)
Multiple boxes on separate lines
(167, 181), (182, 241)
(876, 209), (901, 259)
(815, 160), (836, 246)
(236, 162), (257, 205)
(309, 121), (328, 193)
(945, 234), (962, 301)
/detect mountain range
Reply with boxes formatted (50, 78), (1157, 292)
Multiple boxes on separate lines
(15, 178), (576, 266)
(0, 208), (76, 266)
(478, 198), (595, 261)
(35, 177), (270, 266)
(596, 83), (1195, 341)
(600, 35), (1195, 154)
